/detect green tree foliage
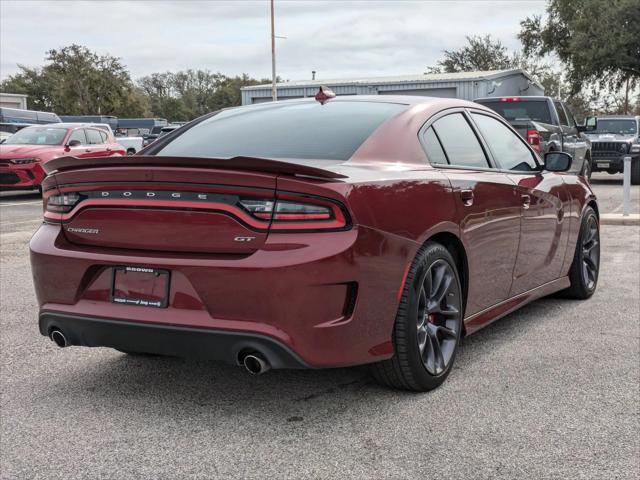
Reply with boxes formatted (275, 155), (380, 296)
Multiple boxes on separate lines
(137, 70), (266, 121)
(1, 45), (148, 116)
(1, 45), (266, 121)
(519, 0), (640, 93)
(427, 35), (515, 73)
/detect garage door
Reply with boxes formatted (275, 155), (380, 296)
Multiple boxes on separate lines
(378, 88), (457, 98)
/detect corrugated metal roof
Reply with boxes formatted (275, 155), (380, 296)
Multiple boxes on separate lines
(241, 69), (529, 91)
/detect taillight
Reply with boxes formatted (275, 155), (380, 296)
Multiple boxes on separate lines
(239, 195), (349, 231)
(46, 192), (82, 213)
(527, 129), (541, 153)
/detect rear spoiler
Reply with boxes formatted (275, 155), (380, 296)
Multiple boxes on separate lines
(43, 155), (348, 179)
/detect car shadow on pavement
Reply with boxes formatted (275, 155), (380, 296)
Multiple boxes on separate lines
(44, 295), (571, 425)
(0, 191), (41, 201)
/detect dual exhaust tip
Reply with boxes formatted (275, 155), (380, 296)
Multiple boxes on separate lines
(49, 329), (68, 348)
(242, 353), (270, 375)
(50, 328), (271, 375)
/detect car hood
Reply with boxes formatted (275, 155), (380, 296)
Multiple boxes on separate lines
(585, 133), (636, 142)
(0, 144), (62, 158)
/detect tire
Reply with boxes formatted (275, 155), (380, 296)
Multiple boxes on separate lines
(582, 155), (592, 180)
(631, 158), (640, 185)
(561, 206), (600, 299)
(370, 242), (464, 392)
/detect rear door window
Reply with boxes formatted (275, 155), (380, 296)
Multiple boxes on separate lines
(471, 113), (538, 171)
(430, 113), (489, 169)
(423, 127), (448, 165)
(554, 102), (569, 126)
(86, 128), (104, 145)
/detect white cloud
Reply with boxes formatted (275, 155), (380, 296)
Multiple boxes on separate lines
(0, 0), (546, 82)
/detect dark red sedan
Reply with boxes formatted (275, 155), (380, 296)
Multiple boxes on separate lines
(30, 96), (600, 391)
(0, 124), (125, 191)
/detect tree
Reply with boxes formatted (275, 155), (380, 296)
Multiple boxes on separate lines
(427, 35), (516, 73)
(1, 44), (146, 116)
(519, 0), (640, 110)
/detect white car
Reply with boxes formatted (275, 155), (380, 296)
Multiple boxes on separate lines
(89, 123), (144, 155)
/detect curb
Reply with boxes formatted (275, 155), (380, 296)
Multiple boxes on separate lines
(600, 214), (640, 226)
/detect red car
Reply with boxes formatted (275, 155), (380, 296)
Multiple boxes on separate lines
(30, 96), (600, 391)
(0, 124), (125, 191)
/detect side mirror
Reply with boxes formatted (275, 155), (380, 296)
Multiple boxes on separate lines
(67, 139), (81, 147)
(544, 151), (572, 172)
(577, 116), (597, 132)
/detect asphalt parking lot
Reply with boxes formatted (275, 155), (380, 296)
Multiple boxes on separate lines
(1, 176), (639, 479)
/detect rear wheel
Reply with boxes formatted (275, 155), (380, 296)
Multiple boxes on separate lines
(370, 242), (463, 392)
(562, 206), (600, 299)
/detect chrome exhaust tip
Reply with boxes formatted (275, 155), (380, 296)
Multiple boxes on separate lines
(243, 353), (270, 375)
(50, 329), (68, 348)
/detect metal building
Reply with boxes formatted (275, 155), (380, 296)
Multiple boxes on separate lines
(241, 68), (544, 105)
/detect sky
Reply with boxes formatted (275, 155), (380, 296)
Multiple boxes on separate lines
(0, 0), (547, 83)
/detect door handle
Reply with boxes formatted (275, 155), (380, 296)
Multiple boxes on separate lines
(460, 189), (474, 206)
(106, 148), (112, 152)
(85, 148), (91, 152)
(521, 194), (531, 209)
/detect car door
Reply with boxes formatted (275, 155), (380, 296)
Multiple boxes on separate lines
(65, 128), (95, 159)
(554, 101), (581, 172)
(562, 102), (589, 173)
(422, 111), (522, 317)
(469, 111), (571, 296)
(84, 128), (110, 157)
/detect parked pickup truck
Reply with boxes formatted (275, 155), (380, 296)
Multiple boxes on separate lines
(585, 116), (640, 184)
(474, 96), (597, 178)
(90, 123), (143, 155)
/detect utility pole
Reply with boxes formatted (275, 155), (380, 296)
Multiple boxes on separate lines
(270, 0), (277, 101)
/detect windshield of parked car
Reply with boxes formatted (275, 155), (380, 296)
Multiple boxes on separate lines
(155, 101), (408, 161)
(477, 100), (552, 124)
(3, 127), (67, 145)
(592, 119), (637, 135)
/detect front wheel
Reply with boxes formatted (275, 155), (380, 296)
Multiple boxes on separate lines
(583, 156), (592, 180)
(562, 206), (600, 299)
(370, 242), (463, 392)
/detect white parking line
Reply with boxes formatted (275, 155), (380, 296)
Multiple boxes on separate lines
(0, 201), (42, 207)
(0, 219), (42, 227)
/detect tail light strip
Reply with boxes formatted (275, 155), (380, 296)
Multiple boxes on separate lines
(45, 189), (350, 232)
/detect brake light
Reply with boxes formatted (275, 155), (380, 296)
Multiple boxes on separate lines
(500, 97), (520, 102)
(239, 195), (348, 231)
(46, 192), (82, 213)
(527, 129), (541, 153)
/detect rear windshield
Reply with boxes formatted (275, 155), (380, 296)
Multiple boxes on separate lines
(155, 101), (407, 161)
(477, 100), (552, 124)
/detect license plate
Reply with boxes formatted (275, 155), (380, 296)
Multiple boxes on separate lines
(110, 266), (170, 308)
(597, 162), (609, 168)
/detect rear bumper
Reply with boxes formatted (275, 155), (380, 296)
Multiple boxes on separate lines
(30, 223), (416, 368)
(40, 312), (310, 369)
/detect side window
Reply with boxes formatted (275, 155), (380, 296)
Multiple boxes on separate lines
(68, 129), (87, 145)
(431, 113), (489, 169)
(99, 131), (108, 143)
(562, 103), (576, 127)
(423, 127), (448, 164)
(554, 101), (568, 126)
(471, 113), (538, 172)
(86, 128), (103, 145)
